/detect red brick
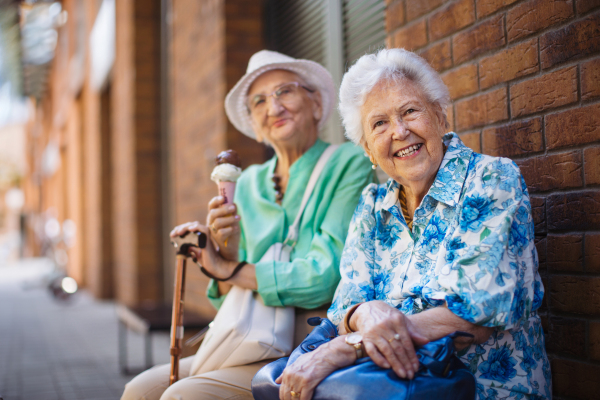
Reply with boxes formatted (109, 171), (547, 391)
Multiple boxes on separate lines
(518, 151), (583, 193)
(531, 196), (546, 233)
(536, 236), (547, 271)
(476, 0), (519, 18)
(586, 233), (600, 273)
(591, 321), (600, 361)
(406, 0), (445, 21)
(429, 0), (475, 41)
(479, 39), (538, 89)
(419, 40), (452, 72)
(386, 0), (405, 32)
(510, 66), (577, 118)
(585, 146), (600, 185)
(392, 19), (428, 50)
(546, 103), (600, 149)
(552, 359), (600, 398)
(441, 63), (478, 100)
(550, 275), (600, 316)
(446, 105), (455, 131)
(576, 0), (600, 14)
(545, 317), (586, 357)
(453, 15), (505, 64)
(482, 117), (543, 157)
(458, 131), (481, 152)
(507, 0), (574, 42)
(581, 58), (600, 101)
(455, 87), (508, 130)
(540, 13), (600, 69)
(547, 191), (600, 231)
(547, 234), (584, 272)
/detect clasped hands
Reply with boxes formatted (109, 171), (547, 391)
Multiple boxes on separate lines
(276, 301), (429, 400)
(169, 196), (241, 280)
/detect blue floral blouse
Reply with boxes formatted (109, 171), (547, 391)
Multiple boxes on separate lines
(328, 133), (551, 399)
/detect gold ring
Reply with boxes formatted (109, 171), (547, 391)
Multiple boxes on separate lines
(290, 390), (300, 398)
(388, 333), (401, 343)
(211, 224), (217, 233)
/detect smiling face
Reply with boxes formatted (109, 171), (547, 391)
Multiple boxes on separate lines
(361, 77), (446, 191)
(247, 69), (322, 149)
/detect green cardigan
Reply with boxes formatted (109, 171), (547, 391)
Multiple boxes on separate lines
(207, 138), (377, 309)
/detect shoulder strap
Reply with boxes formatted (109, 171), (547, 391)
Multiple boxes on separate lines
(284, 144), (340, 247)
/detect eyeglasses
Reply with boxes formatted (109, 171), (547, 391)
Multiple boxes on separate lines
(247, 82), (314, 114)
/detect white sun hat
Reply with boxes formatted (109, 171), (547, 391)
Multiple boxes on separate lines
(224, 50), (336, 139)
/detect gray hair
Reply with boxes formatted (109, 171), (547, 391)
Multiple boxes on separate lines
(338, 48), (451, 145)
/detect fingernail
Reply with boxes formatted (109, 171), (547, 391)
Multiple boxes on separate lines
(228, 205), (235, 211)
(398, 369), (406, 378)
(234, 215), (240, 220)
(413, 363), (419, 371)
(407, 370), (414, 379)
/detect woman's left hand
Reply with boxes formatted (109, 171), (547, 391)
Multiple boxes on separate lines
(276, 336), (356, 400)
(187, 224), (237, 281)
(352, 301), (429, 379)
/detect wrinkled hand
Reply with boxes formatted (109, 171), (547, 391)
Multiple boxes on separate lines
(276, 337), (356, 400)
(353, 301), (429, 379)
(170, 223), (235, 280)
(206, 196), (240, 261)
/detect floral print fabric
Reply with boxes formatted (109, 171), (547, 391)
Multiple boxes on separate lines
(328, 133), (550, 399)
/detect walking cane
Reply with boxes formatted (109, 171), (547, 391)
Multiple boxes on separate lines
(169, 232), (207, 385)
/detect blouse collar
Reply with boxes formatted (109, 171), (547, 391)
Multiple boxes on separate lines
(381, 132), (473, 211)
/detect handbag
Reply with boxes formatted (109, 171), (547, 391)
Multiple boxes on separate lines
(252, 318), (477, 400)
(190, 145), (340, 375)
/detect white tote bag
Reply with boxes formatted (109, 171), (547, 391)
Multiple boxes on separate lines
(190, 145), (339, 376)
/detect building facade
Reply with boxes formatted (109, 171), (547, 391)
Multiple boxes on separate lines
(21, 1), (600, 398)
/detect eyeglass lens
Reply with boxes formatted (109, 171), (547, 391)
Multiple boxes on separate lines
(249, 83), (300, 112)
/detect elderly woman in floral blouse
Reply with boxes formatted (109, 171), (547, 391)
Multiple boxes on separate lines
(277, 48), (550, 400)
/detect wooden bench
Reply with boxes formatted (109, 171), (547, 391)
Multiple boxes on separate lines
(116, 304), (210, 374)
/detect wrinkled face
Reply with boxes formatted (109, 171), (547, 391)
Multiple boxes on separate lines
(247, 69), (322, 147)
(361, 77), (446, 188)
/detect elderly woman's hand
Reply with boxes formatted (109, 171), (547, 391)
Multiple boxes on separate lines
(351, 301), (428, 379)
(276, 336), (356, 400)
(207, 196), (241, 261)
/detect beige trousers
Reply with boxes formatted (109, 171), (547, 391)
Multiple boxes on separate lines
(120, 356), (270, 400)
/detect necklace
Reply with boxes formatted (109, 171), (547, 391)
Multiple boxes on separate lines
(271, 174), (284, 201)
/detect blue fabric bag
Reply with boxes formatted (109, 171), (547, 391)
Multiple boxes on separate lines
(252, 318), (476, 400)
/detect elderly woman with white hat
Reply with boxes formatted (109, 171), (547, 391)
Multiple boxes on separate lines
(121, 50), (376, 400)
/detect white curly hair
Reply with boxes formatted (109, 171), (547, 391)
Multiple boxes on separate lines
(338, 48), (451, 145)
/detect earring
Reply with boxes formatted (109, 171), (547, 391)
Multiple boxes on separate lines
(372, 164), (377, 170)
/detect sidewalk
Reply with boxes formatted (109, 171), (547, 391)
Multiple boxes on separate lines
(0, 259), (170, 400)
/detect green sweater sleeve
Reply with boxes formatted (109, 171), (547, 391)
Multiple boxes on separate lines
(255, 148), (375, 308)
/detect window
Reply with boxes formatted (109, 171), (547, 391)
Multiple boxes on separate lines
(266, 0), (385, 143)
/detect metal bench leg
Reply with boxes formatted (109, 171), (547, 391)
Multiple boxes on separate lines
(145, 332), (153, 369)
(119, 320), (128, 374)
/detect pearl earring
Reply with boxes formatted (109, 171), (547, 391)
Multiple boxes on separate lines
(372, 164), (377, 170)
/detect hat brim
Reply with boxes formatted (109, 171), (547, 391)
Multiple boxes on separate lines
(224, 60), (336, 139)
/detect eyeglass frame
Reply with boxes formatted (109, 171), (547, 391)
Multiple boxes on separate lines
(246, 81), (315, 115)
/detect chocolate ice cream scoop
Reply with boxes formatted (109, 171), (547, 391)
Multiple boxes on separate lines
(215, 150), (241, 168)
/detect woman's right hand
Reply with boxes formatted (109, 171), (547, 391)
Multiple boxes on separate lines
(351, 301), (428, 379)
(206, 196), (241, 261)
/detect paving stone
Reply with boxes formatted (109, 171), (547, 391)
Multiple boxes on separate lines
(0, 259), (171, 399)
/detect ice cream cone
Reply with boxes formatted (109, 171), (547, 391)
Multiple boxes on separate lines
(218, 181), (236, 205)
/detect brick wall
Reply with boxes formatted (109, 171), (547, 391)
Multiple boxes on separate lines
(112, 0), (164, 306)
(169, 0), (267, 316)
(386, 0), (600, 398)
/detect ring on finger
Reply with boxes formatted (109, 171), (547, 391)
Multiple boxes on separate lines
(211, 224), (218, 233)
(290, 390), (300, 398)
(388, 333), (401, 343)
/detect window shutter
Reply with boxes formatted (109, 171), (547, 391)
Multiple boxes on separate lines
(342, 0), (386, 66)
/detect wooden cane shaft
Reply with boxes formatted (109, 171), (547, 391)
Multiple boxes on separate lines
(169, 254), (187, 385)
